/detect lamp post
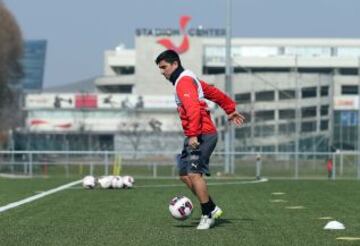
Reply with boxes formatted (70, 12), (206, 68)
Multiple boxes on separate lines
(357, 57), (360, 179)
(294, 55), (300, 179)
(224, 0), (234, 174)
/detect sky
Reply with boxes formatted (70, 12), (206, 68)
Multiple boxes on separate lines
(4, 0), (360, 88)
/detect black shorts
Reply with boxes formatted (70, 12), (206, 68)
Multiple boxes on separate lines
(176, 133), (218, 176)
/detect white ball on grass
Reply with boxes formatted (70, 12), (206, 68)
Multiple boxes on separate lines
(122, 175), (134, 188)
(169, 196), (193, 220)
(82, 175), (96, 189)
(111, 176), (124, 188)
(98, 175), (114, 189)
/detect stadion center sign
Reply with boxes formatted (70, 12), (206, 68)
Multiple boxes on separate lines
(135, 15), (225, 54)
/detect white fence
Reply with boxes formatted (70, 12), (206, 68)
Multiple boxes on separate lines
(0, 151), (359, 179)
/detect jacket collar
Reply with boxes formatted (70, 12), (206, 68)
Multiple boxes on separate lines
(169, 66), (184, 85)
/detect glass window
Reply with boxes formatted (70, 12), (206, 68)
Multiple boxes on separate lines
(279, 109), (295, 119)
(279, 89), (295, 100)
(262, 145), (275, 152)
(255, 110), (275, 122)
(234, 46), (279, 57)
(279, 122), (295, 134)
(101, 85), (133, 93)
(320, 86), (329, 96)
(339, 68), (358, 75)
(284, 46), (331, 57)
(301, 121), (316, 132)
(320, 120), (328, 130)
(341, 85), (358, 95)
(235, 127), (251, 138)
(279, 142), (295, 152)
(302, 106), (317, 118)
(235, 93), (251, 104)
(255, 91), (274, 102)
(204, 45), (225, 63)
(337, 47), (360, 57)
(21, 40), (47, 91)
(112, 66), (135, 75)
(321, 105), (329, 116)
(254, 125), (275, 137)
(302, 87), (317, 98)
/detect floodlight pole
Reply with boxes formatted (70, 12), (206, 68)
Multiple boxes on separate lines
(224, 0), (234, 174)
(357, 57), (360, 179)
(294, 56), (299, 179)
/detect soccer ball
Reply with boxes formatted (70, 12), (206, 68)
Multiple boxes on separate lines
(122, 175), (134, 188)
(111, 176), (124, 188)
(169, 196), (193, 220)
(82, 175), (96, 189)
(98, 175), (114, 189)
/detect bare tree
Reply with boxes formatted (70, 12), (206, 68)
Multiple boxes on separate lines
(119, 121), (145, 159)
(0, 2), (23, 148)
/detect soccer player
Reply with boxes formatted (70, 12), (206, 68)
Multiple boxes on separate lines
(155, 50), (245, 229)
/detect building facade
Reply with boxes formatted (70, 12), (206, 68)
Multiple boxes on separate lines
(21, 40), (47, 91)
(22, 17), (360, 152)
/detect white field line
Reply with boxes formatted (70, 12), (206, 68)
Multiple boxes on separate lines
(0, 173), (32, 179)
(0, 180), (82, 213)
(136, 178), (269, 188)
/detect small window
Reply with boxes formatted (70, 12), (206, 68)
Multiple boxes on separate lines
(302, 106), (317, 118)
(255, 91), (274, 102)
(320, 86), (329, 96)
(235, 127), (251, 138)
(279, 122), (295, 134)
(112, 66), (135, 75)
(255, 110), (275, 122)
(262, 145), (275, 152)
(320, 120), (328, 130)
(279, 109), (295, 119)
(235, 93), (251, 104)
(339, 68), (358, 75)
(302, 87), (317, 98)
(301, 121), (316, 132)
(279, 89), (295, 100)
(321, 105), (329, 116)
(254, 125), (275, 137)
(341, 85), (358, 95)
(101, 85), (133, 94)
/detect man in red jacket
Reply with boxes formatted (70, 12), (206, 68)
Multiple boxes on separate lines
(155, 50), (245, 229)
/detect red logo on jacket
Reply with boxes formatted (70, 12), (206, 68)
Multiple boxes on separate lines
(157, 16), (191, 54)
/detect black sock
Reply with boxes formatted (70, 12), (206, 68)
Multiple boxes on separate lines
(201, 198), (216, 216)
(208, 196), (216, 209)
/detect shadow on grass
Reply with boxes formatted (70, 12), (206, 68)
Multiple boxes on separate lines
(174, 217), (255, 228)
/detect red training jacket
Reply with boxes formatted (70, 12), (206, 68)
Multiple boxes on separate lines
(175, 75), (236, 137)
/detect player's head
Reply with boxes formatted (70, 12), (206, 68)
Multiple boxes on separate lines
(155, 50), (182, 80)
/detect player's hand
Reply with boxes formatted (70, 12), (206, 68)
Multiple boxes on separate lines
(228, 111), (245, 126)
(188, 136), (200, 149)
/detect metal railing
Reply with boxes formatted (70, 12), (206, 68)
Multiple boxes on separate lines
(0, 150), (359, 180)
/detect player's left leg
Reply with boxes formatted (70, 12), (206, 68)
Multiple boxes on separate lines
(196, 134), (223, 221)
(188, 173), (215, 229)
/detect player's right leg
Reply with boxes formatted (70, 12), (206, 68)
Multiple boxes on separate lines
(179, 175), (196, 195)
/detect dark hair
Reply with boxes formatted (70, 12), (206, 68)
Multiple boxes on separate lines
(155, 50), (181, 65)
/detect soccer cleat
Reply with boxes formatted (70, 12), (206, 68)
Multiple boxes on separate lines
(211, 206), (223, 219)
(196, 215), (215, 230)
